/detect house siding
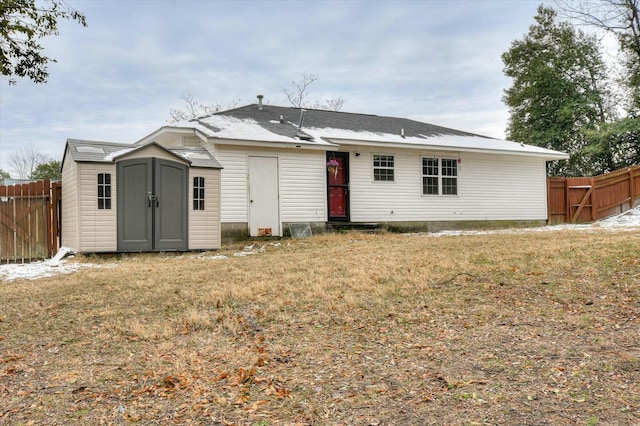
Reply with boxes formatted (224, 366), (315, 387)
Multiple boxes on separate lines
(348, 148), (548, 222)
(279, 151), (326, 222)
(78, 163), (118, 252)
(216, 147), (249, 223)
(215, 145), (326, 225)
(61, 151), (79, 250)
(189, 167), (221, 250)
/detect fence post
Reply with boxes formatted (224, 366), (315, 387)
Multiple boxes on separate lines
(630, 168), (635, 209)
(50, 181), (61, 256)
(547, 178), (551, 224)
(590, 178), (597, 221)
(565, 178), (571, 223)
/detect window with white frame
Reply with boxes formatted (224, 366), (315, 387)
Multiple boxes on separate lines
(373, 154), (394, 182)
(193, 177), (205, 210)
(422, 157), (458, 195)
(97, 173), (111, 209)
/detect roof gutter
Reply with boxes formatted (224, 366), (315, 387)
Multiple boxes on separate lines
(322, 137), (569, 161)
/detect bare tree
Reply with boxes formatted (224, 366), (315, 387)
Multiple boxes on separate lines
(281, 73), (345, 111)
(10, 144), (50, 179)
(169, 74), (345, 122)
(554, 0), (640, 110)
(168, 94), (240, 122)
(554, 1), (639, 41)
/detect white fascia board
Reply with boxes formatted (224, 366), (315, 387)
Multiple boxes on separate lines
(326, 138), (570, 161)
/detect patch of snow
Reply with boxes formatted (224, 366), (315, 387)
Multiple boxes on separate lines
(233, 251), (258, 257)
(76, 146), (105, 154)
(196, 254), (228, 260)
(412, 206), (640, 238)
(104, 147), (135, 161)
(301, 127), (567, 160)
(596, 207), (640, 228)
(175, 116), (335, 146)
(193, 116), (297, 143)
(179, 152), (210, 160)
(0, 259), (114, 282)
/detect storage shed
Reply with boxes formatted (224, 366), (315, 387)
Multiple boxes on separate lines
(61, 139), (222, 253)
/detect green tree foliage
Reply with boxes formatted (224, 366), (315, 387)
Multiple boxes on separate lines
(0, 168), (10, 184)
(0, 0), (86, 85)
(30, 159), (61, 180)
(582, 116), (640, 173)
(502, 6), (610, 176)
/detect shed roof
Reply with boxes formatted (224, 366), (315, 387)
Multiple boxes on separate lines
(149, 104), (569, 160)
(64, 139), (222, 169)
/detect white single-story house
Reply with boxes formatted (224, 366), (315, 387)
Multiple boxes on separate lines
(61, 97), (568, 252)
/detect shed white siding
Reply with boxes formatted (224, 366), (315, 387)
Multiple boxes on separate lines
(61, 151), (79, 250)
(78, 163), (118, 252)
(215, 145), (326, 224)
(348, 148), (548, 222)
(189, 167), (222, 250)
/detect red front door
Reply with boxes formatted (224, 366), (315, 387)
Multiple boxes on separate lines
(327, 152), (349, 221)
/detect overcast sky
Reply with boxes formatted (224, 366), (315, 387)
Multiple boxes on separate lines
(0, 0), (551, 176)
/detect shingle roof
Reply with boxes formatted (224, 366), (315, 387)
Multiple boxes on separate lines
(163, 104), (568, 160)
(223, 104), (478, 139)
(64, 139), (222, 169)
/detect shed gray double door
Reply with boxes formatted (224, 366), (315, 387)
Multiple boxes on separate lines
(117, 158), (188, 251)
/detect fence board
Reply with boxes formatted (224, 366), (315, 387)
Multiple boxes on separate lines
(547, 165), (640, 224)
(0, 180), (60, 263)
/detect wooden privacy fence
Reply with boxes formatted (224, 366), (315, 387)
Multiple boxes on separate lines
(0, 180), (61, 263)
(548, 165), (640, 224)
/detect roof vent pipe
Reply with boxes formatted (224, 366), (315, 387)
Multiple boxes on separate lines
(279, 114), (285, 124)
(257, 94), (264, 110)
(401, 128), (405, 138)
(298, 109), (306, 129)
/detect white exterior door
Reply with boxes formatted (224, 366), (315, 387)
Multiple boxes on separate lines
(248, 156), (281, 237)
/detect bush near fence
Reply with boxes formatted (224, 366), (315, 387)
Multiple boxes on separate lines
(0, 180), (61, 263)
(548, 165), (640, 224)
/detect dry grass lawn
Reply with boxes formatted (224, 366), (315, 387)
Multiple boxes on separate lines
(1, 229), (639, 425)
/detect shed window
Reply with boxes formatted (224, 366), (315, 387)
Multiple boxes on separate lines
(193, 177), (205, 210)
(373, 154), (394, 182)
(422, 157), (458, 195)
(97, 173), (111, 209)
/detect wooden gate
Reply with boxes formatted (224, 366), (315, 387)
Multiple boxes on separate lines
(547, 166), (640, 224)
(0, 180), (61, 263)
